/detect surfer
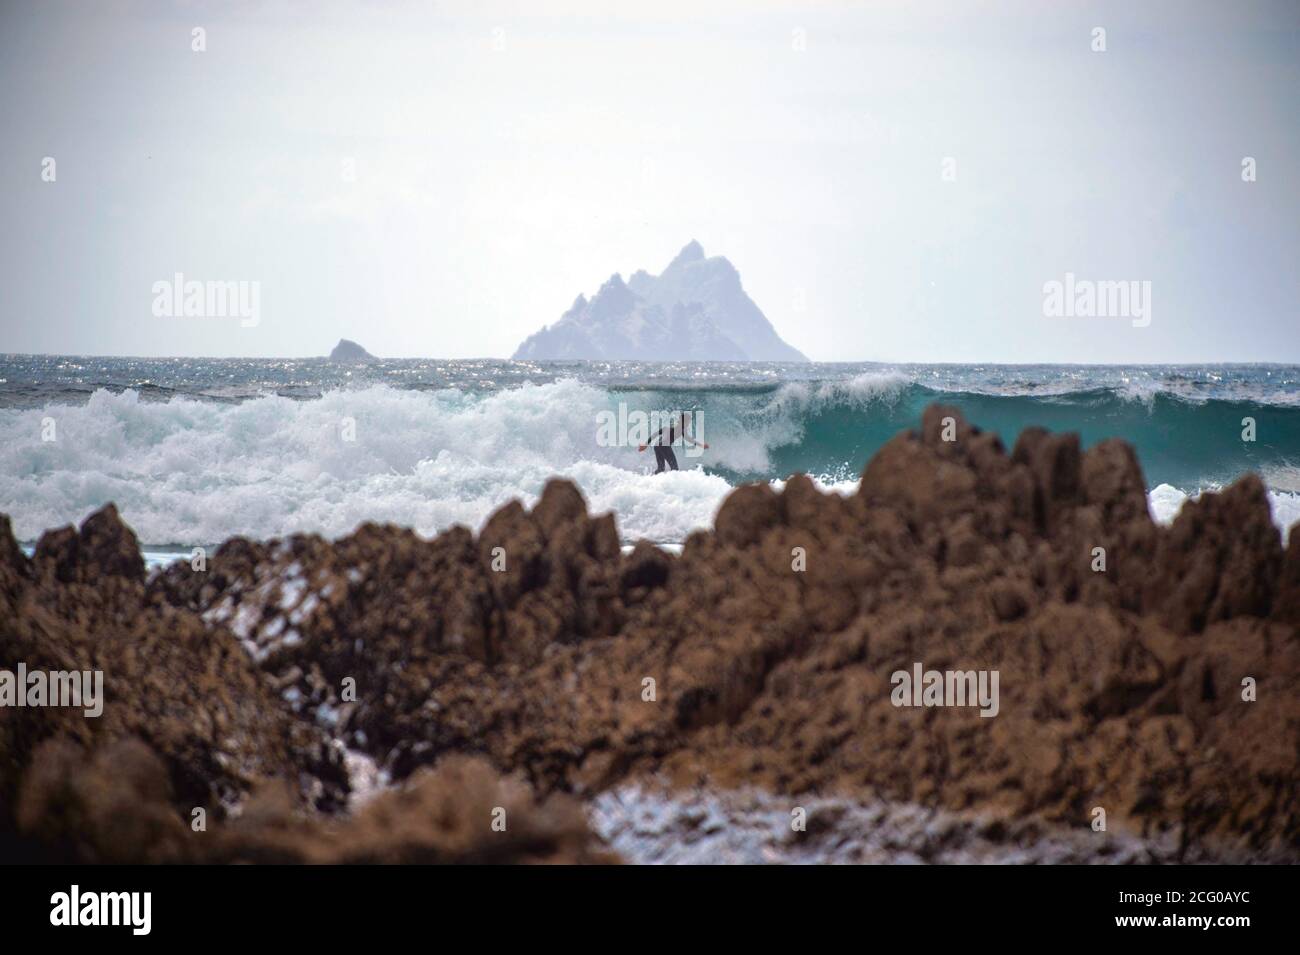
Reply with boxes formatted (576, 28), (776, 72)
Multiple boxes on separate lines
(638, 411), (708, 473)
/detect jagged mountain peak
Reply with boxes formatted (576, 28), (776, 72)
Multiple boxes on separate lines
(512, 244), (808, 362)
(667, 239), (706, 269)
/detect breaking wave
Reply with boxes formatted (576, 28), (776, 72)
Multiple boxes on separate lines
(1, 375), (1297, 547)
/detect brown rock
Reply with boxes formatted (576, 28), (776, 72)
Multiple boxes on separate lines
(0, 515), (28, 578)
(3, 402), (1296, 864)
(1157, 474), (1282, 632)
(714, 482), (782, 548)
(77, 503), (146, 582)
(533, 479), (589, 539)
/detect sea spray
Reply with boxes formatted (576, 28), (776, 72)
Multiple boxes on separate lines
(2, 360), (1297, 547)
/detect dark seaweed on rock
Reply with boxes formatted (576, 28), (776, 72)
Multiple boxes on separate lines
(3, 404), (1298, 863)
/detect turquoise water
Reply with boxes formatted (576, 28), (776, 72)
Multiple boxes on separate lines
(2, 357), (1296, 547)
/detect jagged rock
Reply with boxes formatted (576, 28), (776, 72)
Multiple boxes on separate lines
(1157, 475), (1282, 632)
(533, 478), (589, 537)
(0, 515), (28, 578)
(714, 482), (783, 548)
(33, 526), (79, 585)
(77, 503), (145, 582)
(3, 404), (1297, 863)
(1276, 531), (1300, 625)
(1, 508), (350, 862)
(621, 540), (672, 594)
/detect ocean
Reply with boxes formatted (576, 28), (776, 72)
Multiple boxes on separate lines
(2, 356), (1297, 561)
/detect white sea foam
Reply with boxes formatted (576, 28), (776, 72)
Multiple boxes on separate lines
(1147, 483), (1191, 525)
(767, 371), (912, 412)
(3, 382), (1296, 549)
(0, 383), (734, 546)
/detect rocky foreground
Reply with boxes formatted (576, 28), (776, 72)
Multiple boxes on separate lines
(2, 405), (1297, 863)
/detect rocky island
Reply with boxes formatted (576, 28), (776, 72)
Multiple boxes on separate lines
(328, 339), (375, 362)
(513, 241), (808, 362)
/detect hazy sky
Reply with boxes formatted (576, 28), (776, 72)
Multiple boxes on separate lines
(1, 0), (1297, 362)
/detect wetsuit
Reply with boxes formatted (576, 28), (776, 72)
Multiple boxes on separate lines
(648, 421), (680, 473)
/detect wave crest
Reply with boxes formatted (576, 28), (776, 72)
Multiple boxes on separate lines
(2, 378), (1296, 546)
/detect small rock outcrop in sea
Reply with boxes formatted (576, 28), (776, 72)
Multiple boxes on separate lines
(512, 241), (809, 362)
(3, 405), (1298, 863)
(327, 338), (375, 362)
